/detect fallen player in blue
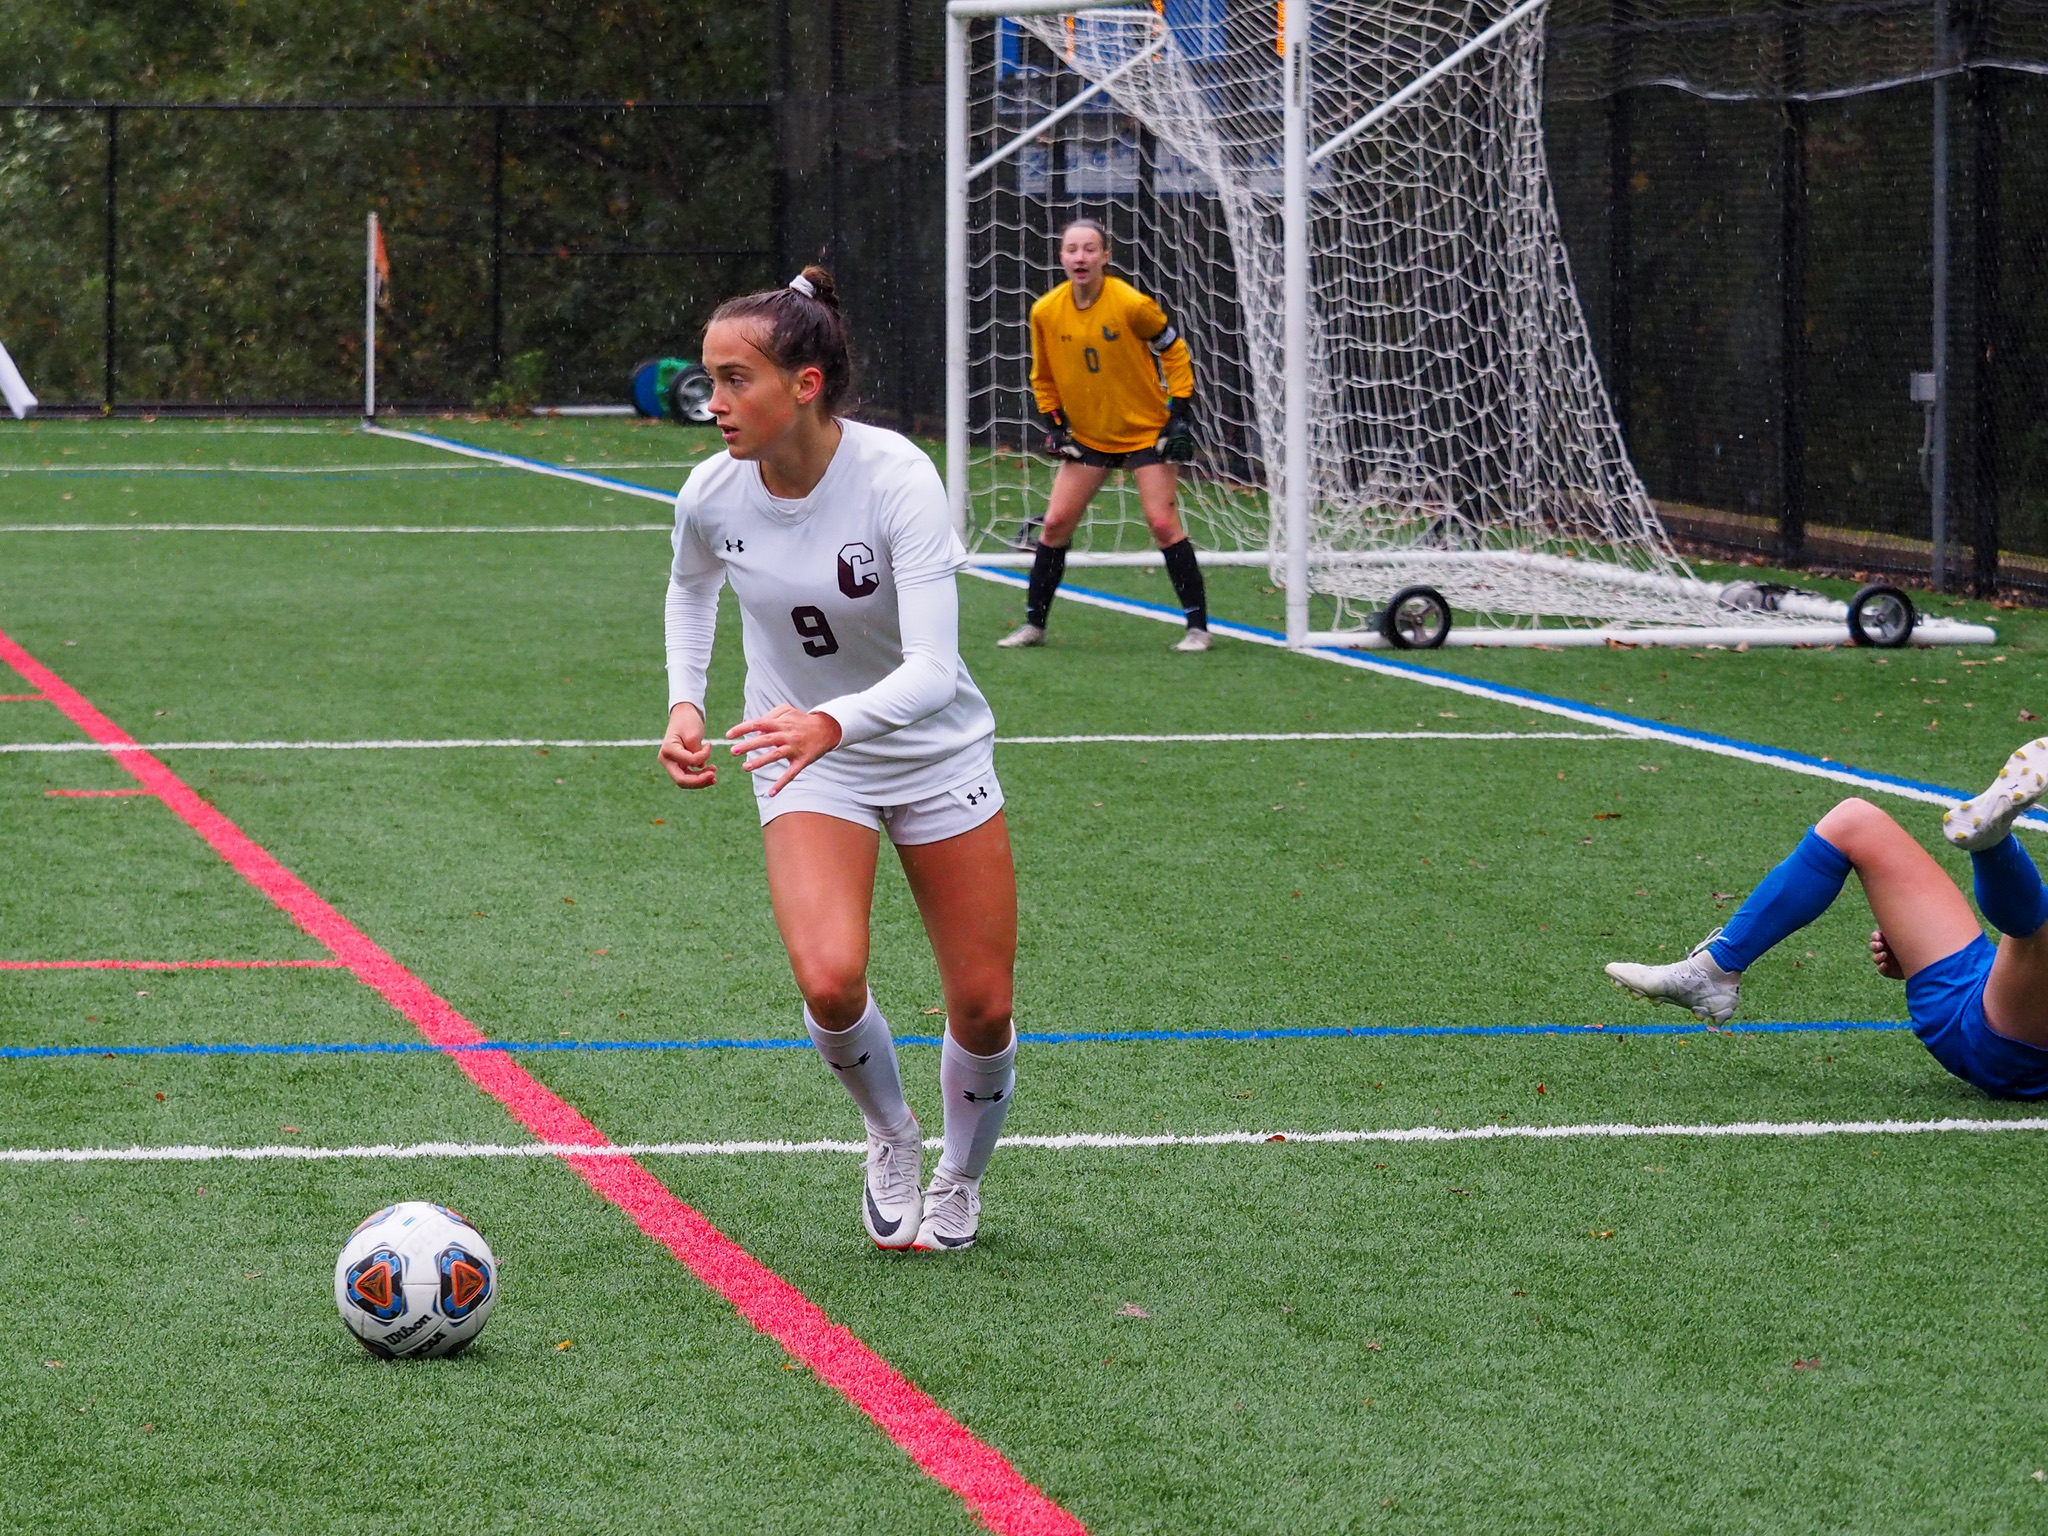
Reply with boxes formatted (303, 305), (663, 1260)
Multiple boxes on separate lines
(1605, 738), (2048, 1099)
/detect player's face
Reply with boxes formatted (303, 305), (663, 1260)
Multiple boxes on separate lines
(1060, 228), (1107, 288)
(702, 319), (823, 460)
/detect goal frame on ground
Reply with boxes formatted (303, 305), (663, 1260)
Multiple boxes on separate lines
(941, 0), (1994, 652)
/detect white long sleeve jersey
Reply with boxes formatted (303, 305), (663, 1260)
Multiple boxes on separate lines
(665, 420), (997, 802)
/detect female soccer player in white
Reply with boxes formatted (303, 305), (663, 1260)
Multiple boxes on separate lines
(658, 267), (1017, 1251)
(998, 218), (1209, 653)
(1605, 738), (2048, 1098)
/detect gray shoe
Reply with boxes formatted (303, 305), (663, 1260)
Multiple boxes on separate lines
(1170, 627), (1212, 653)
(912, 1164), (981, 1252)
(1605, 931), (1742, 1024)
(861, 1115), (924, 1251)
(1944, 737), (2048, 851)
(996, 623), (1046, 649)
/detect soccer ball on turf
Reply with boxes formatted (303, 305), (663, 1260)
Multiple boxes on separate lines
(334, 1201), (497, 1359)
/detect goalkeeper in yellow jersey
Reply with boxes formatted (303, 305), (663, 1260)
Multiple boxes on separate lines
(997, 219), (1210, 653)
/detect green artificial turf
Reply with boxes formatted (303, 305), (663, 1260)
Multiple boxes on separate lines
(4, 418), (2047, 1533)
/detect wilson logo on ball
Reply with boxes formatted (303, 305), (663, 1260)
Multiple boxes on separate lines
(346, 1248), (407, 1322)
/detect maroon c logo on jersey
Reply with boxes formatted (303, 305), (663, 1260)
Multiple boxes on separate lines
(837, 542), (879, 599)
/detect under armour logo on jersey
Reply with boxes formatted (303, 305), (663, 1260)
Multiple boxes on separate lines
(962, 1088), (1006, 1103)
(1101, 324), (1120, 341)
(724, 538), (745, 553)
(837, 541), (879, 599)
(963, 785), (989, 806)
(825, 1053), (871, 1072)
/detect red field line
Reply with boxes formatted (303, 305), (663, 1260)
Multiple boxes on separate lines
(0, 958), (346, 971)
(0, 625), (1085, 1536)
(45, 788), (151, 797)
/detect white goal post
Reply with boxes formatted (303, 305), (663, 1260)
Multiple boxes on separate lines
(942, 0), (1993, 650)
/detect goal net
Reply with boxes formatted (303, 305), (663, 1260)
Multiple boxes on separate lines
(944, 0), (1890, 643)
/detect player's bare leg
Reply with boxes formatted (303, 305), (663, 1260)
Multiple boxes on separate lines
(897, 812), (1020, 1250)
(1808, 798), (1984, 978)
(1134, 460), (1209, 651)
(763, 811), (924, 1248)
(1000, 463), (1111, 648)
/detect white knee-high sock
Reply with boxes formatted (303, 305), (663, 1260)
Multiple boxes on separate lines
(938, 1026), (1015, 1182)
(806, 993), (913, 1137)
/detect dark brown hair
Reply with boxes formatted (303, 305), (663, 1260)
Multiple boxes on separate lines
(707, 265), (854, 413)
(1059, 218), (1111, 252)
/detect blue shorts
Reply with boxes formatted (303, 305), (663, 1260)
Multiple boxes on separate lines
(1907, 934), (2048, 1100)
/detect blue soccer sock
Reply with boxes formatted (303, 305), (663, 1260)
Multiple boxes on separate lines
(1707, 828), (1854, 973)
(1971, 835), (2048, 939)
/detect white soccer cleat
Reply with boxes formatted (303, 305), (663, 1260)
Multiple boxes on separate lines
(862, 1116), (924, 1251)
(1605, 933), (1742, 1024)
(996, 623), (1046, 649)
(1170, 627), (1212, 654)
(912, 1165), (981, 1253)
(1943, 737), (2048, 851)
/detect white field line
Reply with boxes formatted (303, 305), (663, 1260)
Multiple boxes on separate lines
(0, 524), (671, 534)
(362, 423), (680, 504)
(964, 567), (2048, 835)
(0, 731), (1629, 754)
(8, 1115), (2048, 1164)
(0, 461), (705, 476)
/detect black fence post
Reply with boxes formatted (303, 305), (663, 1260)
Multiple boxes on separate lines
(1971, 63), (2001, 596)
(491, 105), (506, 377)
(894, 0), (913, 429)
(1605, 0), (1633, 448)
(773, 0), (791, 277)
(1778, 3), (1808, 563)
(103, 105), (119, 412)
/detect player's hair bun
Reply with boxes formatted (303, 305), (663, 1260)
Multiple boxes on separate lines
(797, 264), (840, 311)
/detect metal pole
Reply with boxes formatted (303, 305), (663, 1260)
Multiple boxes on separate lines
(1283, 0), (1311, 645)
(103, 106), (118, 413)
(1777, 0), (1807, 563)
(1929, 13), (1950, 591)
(491, 106), (505, 376)
(945, 8), (970, 536)
(365, 212), (378, 421)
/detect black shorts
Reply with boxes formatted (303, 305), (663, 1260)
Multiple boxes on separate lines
(1070, 442), (1164, 471)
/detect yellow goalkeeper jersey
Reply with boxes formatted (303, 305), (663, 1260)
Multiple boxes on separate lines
(1029, 276), (1196, 455)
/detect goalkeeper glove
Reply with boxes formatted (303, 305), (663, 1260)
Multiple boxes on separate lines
(1042, 409), (1084, 461)
(1156, 396), (1197, 463)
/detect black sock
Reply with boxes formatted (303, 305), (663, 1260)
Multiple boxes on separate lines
(1161, 538), (1207, 630)
(1025, 542), (1068, 629)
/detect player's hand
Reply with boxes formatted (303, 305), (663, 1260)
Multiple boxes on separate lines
(659, 702), (717, 789)
(727, 704), (843, 795)
(1870, 928), (1905, 980)
(1156, 397), (1196, 464)
(1042, 410), (1084, 461)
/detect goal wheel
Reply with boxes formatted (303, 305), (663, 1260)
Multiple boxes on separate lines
(1846, 583), (1916, 648)
(1380, 585), (1451, 649)
(666, 363), (715, 424)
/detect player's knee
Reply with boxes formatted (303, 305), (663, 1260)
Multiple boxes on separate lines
(792, 960), (869, 1028)
(944, 987), (1014, 1053)
(1815, 796), (1891, 852)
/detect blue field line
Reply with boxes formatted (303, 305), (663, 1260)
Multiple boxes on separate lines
(983, 567), (2048, 833)
(0, 1018), (1911, 1061)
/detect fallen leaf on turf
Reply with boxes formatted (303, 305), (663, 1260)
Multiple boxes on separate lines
(155, 1092), (164, 1101)
(1512, 1290), (1526, 1297)
(1594, 812), (1622, 820)
(1638, 764), (1660, 772)
(141, 1423), (152, 1432)
(652, 818), (665, 824)
(243, 1272), (262, 1280)
(1793, 1357), (1821, 1370)
(922, 1006), (945, 1014)
(1593, 1229), (1615, 1239)
(1633, 888), (1650, 897)
(1366, 1341), (1383, 1351)
(1266, 1133), (1287, 1142)
(44, 1360), (60, 1369)
(1581, 836), (1594, 844)
(2032, 1469), (2045, 1481)
(562, 897), (575, 904)
(556, 1341), (573, 1351)
(281, 1126), (299, 1135)
(1712, 892), (1737, 902)
(2024, 711), (2040, 722)
(1117, 1304), (1150, 1319)
(1536, 1083), (1547, 1094)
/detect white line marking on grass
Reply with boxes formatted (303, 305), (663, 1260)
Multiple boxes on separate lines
(0, 731), (1628, 754)
(363, 424), (681, 503)
(964, 567), (2048, 836)
(0, 523), (671, 534)
(10, 1116), (2047, 1164)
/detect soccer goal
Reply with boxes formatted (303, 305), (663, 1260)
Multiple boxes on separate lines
(943, 0), (1993, 650)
